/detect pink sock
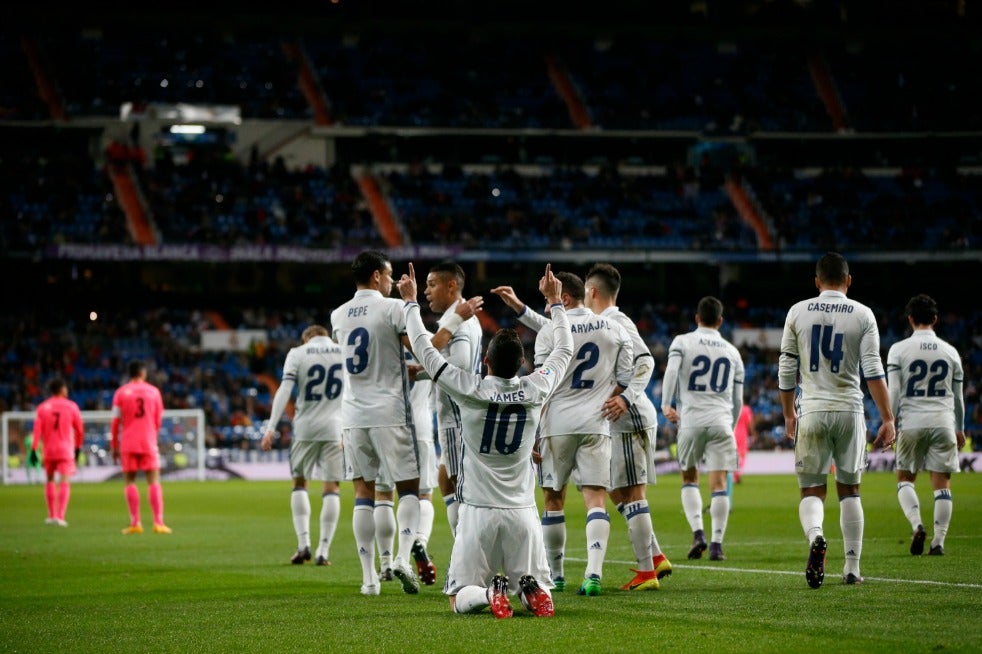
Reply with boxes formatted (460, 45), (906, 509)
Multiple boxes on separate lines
(57, 481), (71, 520)
(45, 482), (57, 519)
(125, 484), (141, 525)
(148, 483), (164, 525)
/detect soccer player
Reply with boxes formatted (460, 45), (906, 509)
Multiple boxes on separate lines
(111, 360), (171, 535)
(31, 378), (84, 527)
(887, 294), (965, 556)
(330, 250), (479, 595)
(398, 262), (572, 619)
(733, 403), (754, 484)
(424, 261), (483, 541)
(661, 296), (745, 562)
(582, 263), (673, 590)
(516, 271), (631, 596)
(260, 325), (344, 566)
(778, 252), (895, 587)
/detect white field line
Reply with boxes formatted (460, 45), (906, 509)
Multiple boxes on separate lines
(565, 556), (982, 589)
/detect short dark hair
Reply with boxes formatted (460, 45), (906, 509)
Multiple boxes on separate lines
(429, 261), (465, 291)
(905, 294), (938, 326)
(486, 328), (524, 378)
(586, 263), (621, 298)
(556, 272), (585, 303)
(697, 296), (723, 326)
(48, 378), (67, 395)
(351, 250), (390, 285)
(816, 251), (849, 285)
(128, 360), (146, 379)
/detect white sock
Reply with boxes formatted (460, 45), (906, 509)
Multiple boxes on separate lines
(444, 494), (459, 537)
(291, 488), (311, 549)
(353, 501), (377, 585)
(318, 492), (340, 558)
(454, 585), (490, 614)
(710, 491), (730, 544)
(624, 500), (654, 570)
(933, 488), (952, 548)
(839, 495), (863, 576)
(896, 481), (922, 530)
(417, 497), (435, 548)
(584, 508), (610, 579)
(374, 500), (395, 570)
(681, 483), (704, 533)
(395, 493), (420, 564)
(799, 495), (824, 543)
(541, 510), (566, 580)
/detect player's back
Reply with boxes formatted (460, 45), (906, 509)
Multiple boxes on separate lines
(331, 289), (410, 428)
(35, 396), (81, 459)
(668, 327), (744, 427)
(535, 306), (631, 437)
(455, 374), (554, 509)
(112, 380), (163, 453)
(605, 307), (659, 431)
(888, 331), (963, 430)
(781, 291), (882, 414)
(287, 335), (344, 440)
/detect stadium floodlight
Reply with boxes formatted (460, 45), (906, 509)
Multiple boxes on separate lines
(169, 124), (206, 134)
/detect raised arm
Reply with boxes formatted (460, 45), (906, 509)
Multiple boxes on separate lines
(491, 284), (549, 332)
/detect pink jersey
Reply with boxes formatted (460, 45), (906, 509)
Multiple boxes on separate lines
(34, 396), (84, 461)
(111, 380), (164, 454)
(734, 404), (752, 456)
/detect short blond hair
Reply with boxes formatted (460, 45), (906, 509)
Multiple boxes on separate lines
(302, 325), (330, 342)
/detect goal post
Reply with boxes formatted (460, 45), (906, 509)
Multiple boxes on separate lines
(2, 408), (207, 484)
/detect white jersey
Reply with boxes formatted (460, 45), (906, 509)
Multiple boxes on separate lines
(404, 300), (574, 509)
(778, 290), (885, 415)
(600, 306), (659, 433)
(434, 300), (483, 432)
(887, 329), (965, 431)
(407, 349), (436, 441)
(662, 327), (745, 428)
(330, 289), (411, 428)
(271, 335), (344, 441)
(534, 306), (633, 437)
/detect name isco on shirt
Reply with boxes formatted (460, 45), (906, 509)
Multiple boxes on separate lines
(807, 302), (854, 313)
(570, 319), (611, 333)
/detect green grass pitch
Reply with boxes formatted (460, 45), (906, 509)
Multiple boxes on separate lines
(1, 472), (979, 653)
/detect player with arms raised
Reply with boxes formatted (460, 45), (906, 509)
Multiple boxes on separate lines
(398, 262), (572, 619)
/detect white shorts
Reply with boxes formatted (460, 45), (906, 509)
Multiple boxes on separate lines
(444, 503), (553, 596)
(895, 427), (960, 474)
(676, 425), (737, 472)
(289, 440), (344, 482)
(343, 425), (420, 485)
(610, 428), (655, 489)
(795, 411), (867, 487)
(538, 433), (611, 491)
(438, 424), (463, 478)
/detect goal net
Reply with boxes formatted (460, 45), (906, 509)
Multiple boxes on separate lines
(2, 409), (207, 485)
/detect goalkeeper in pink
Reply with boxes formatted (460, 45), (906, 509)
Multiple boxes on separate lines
(32, 378), (84, 527)
(111, 360), (171, 534)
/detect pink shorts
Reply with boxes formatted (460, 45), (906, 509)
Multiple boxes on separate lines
(43, 458), (76, 478)
(121, 451), (160, 473)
